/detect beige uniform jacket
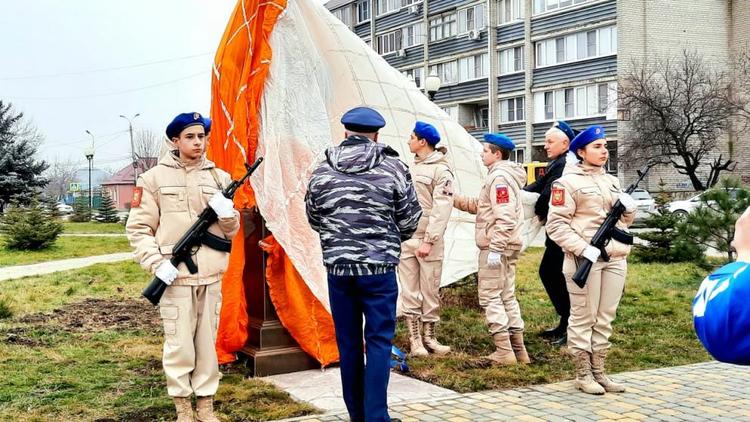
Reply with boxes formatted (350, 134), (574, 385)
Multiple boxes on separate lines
(454, 160), (526, 252)
(546, 162), (635, 260)
(409, 147), (454, 260)
(126, 151), (241, 286)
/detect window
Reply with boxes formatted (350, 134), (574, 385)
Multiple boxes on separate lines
(429, 61), (458, 84)
(333, 6), (353, 27)
(533, 81), (617, 122)
(598, 83), (609, 114)
(544, 92), (553, 120)
(402, 22), (424, 48)
(377, 0), (400, 15)
(357, 0), (370, 23)
(535, 25), (617, 67)
(564, 88), (574, 117)
(500, 97), (525, 123)
(429, 13), (457, 41)
(457, 53), (488, 82)
(511, 148), (524, 163)
(441, 106), (459, 122)
(377, 30), (401, 54)
(477, 107), (489, 128)
(499, 46), (524, 74)
(403, 67), (423, 87)
(498, 0), (523, 24)
(534, 0), (591, 14)
(458, 4), (486, 34)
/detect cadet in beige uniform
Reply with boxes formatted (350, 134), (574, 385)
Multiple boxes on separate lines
(399, 121), (454, 356)
(546, 125), (637, 395)
(453, 133), (530, 365)
(126, 112), (240, 422)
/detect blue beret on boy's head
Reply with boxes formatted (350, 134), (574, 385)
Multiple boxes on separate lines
(483, 133), (515, 151)
(341, 106), (386, 133)
(693, 261), (750, 365)
(166, 112), (211, 139)
(413, 121), (441, 145)
(569, 125), (606, 153)
(553, 120), (578, 142)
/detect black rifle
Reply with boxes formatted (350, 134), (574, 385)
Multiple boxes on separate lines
(142, 157), (263, 305)
(571, 165), (650, 288)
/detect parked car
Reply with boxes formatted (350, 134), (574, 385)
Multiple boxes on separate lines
(631, 188), (656, 222)
(55, 202), (73, 214)
(666, 188), (739, 218)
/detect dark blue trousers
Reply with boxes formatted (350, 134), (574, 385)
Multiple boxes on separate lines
(328, 271), (398, 422)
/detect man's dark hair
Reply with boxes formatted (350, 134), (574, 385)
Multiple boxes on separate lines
(486, 143), (511, 160)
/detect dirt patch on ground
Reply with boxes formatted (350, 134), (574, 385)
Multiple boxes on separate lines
(18, 298), (161, 334)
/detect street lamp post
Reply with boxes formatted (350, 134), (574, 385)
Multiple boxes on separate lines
(84, 130), (95, 212)
(425, 74), (442, 102)
(119, 113), (140, 184)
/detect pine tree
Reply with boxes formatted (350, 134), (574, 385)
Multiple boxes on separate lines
(0, 200), (63, 250)
(97, 192), (119, 223)
(39, 195), (62, 220)
(71, 195), (91, 222)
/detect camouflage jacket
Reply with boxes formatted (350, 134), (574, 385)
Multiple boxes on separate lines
(305, 135), (422, 275)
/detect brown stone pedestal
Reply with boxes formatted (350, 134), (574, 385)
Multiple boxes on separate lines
(239, 208), (318, 376)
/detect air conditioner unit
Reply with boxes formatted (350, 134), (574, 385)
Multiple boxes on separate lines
(408, 4), (420, 14)
(397, 48), (407, 57)
(468, 29), (480, 40)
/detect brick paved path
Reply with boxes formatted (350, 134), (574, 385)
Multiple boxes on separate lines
(283, 361), (750, 422)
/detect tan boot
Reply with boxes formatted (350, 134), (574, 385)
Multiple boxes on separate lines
(405, 316), (428, 357)
(486, 332), (517, 365)
(196, 396), (220, 422)
(422, 321), (451, 355)
(173, 397), (195, 422)
(572, 350), (605, 395)
(591, 350), (626, 393)
(509, 331), (531, 364)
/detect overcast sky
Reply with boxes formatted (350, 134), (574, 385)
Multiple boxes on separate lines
(2, 0), (327, 172)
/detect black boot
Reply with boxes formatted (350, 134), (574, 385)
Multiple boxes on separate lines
(541, 318), (567, 339)
(551, 332), (567, 346)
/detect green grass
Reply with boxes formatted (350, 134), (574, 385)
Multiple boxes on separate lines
(0, 261), (319, 421)
(0, 236), (131, 267)
(62, 222), (125, 234)
(394, 248), (711, 393)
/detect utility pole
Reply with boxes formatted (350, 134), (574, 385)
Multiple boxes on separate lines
(84, 130), (96, 212)
(119, 113), (140, 184)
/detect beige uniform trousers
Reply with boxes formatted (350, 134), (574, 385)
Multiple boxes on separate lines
(563, 257), (626, 353)
(398, 238), (444, 322)
(477, 249), (524, 334)
(159, 282), (222, 398)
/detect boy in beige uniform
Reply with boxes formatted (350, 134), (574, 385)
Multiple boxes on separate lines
(399, 121), (454, 356)
(546, 125), (636, 395)
(453, 133), (530, 365)
(126, 112), (240, 422)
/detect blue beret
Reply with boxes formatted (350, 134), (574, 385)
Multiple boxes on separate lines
(166, 112), (211, 139)
(569, 125), (606, 153)
(552, 120), (578, 142)
(414, 121), (441, 145)
(341, 106), (386, 133)
(694, 261), (750, 365)
(483, 133), (515, 151)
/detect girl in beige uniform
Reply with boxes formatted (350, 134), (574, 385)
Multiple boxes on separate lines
(546, 125), (637, 395)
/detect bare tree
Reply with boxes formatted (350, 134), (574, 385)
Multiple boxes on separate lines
(619, 50), (738, 191)
(727, 48), (750, 131)
(43, 159), (79, 200)
(133, 128), (162, 173)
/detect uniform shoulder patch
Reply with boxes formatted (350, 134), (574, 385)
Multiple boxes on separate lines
(495, 185), (509, 204)
(131, 187), (143, 208)
(551, 187), (565, 206)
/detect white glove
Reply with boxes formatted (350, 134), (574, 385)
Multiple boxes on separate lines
(487, 251), (503, 268)
(618, 192), (637, 213)
(155, 260), (179, 285)
(582, 245), (601, 263)
(209, 191), (235, 218)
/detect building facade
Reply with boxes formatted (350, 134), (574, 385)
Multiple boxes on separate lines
(325, 0), (749, 191)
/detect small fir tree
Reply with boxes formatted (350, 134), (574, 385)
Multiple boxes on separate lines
(38, 194), (62, 220)
(70, 195), (91, 222)
(0, 201), (63, 250)
(97, 192), (119, 223)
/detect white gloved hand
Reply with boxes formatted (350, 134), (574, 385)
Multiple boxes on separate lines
(487, 251), (503, 268)
(209, 191), (235, 218)
(618, 192), (637, 213)
(155, 260), (179, 285)
(582, 245), (601, 263)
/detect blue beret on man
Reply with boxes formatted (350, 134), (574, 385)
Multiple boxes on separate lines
(483, 133), (515, 151)
(569, 125), (606, 153)
(166, 112), (212, 139)
(693, 261), (750, 365)
(413, 121), (441, 146)
(552, 120), (579, 142)
(341, 106), (386, 133)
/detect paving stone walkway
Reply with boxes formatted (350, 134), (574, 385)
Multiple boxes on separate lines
(281, 361), (750, 421)
(0, 252), (132, 281)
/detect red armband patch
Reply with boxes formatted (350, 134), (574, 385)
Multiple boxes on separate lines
(495, 185), (509, 204)
(551, 188), (565, 206)
(131, 187), (143, 208)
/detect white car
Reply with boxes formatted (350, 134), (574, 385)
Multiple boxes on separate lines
(56, 202), (74, 214)
(631, 188), (656, 222)
(666, 188), (739, 218)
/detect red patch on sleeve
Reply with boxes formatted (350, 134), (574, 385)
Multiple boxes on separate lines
(551, 188), (565, 206)
(131, 187), (143, 208)
(495, 185), (509, 204)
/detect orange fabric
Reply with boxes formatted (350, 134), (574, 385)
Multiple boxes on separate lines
(209, 0), (338, 366)
(261, 236), (339, 366)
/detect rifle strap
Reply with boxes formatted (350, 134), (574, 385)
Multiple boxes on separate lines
(208, 168), (225, 191)
(207, 167), (231, 241)
(202, 231), (232, 253)
(611, 227), (634, 245)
